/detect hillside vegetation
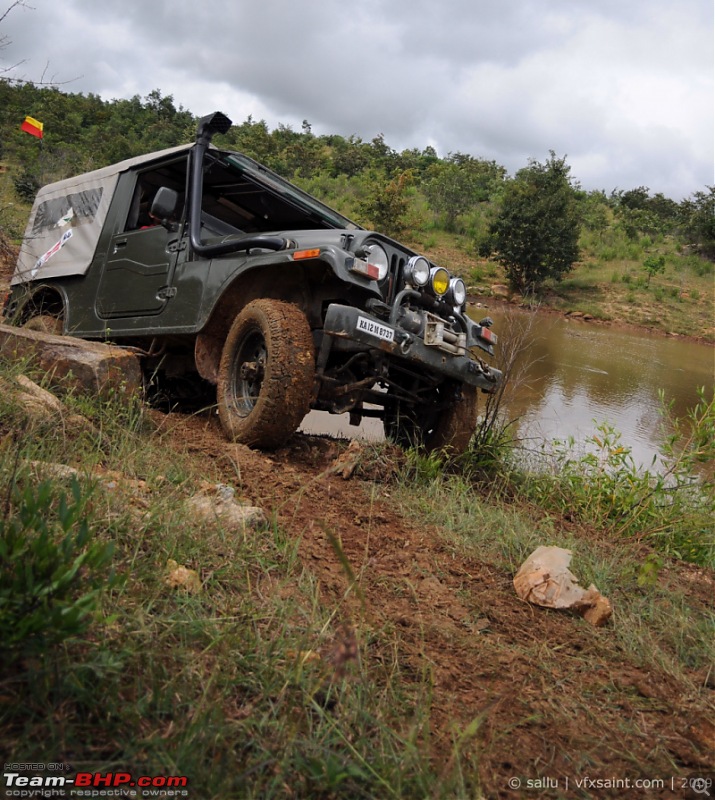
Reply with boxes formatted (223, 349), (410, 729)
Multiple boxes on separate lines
(1, 83), (713, 340)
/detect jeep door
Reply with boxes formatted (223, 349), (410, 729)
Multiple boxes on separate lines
(96, 225), (179, 318)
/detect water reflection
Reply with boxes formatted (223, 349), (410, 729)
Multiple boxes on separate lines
(490, 308), (715, 468)
(301, 308), (714, 471)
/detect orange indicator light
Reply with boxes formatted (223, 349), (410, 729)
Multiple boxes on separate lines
(293, 249), (321, 260)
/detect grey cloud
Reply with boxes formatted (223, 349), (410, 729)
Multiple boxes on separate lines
(2, 0), (712, 199)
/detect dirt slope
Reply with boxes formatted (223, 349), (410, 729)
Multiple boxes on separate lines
(156, 409), (714, 799)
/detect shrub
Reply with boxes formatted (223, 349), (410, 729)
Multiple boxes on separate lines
(643, 254), (666, 286)
(0, 476), (117, 666)
(482, 153), (581, 294)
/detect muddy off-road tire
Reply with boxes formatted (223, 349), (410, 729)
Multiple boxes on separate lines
(384, 382), (478, 455)
(217, 299), (315, 449)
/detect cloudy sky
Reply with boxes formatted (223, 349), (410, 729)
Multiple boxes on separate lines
(3, 0), (713, 200)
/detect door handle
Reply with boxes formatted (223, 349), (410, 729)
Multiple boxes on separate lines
(113, 239), (128, 254)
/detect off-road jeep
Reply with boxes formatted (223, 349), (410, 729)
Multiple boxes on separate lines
(4, 111), (502, 451)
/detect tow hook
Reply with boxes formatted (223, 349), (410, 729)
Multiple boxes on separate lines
(394, 330), (413, 354)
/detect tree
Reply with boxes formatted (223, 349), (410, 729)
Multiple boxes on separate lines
(358, 169), (414, 237)
(679, 187), (715, 260)
(578, 190), (610, 236)
(643, 254), (666, 286)
(1, 1), (75, 86)
(611, 186), (679, 239)
(1, 1), (30, 78)
(484, 152), (581, 294)
(425, 154), (505, 231)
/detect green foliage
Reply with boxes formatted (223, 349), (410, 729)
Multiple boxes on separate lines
(0, 476), (116, 664)
(522, 390), (715, 565)
(643, 254), (666, 285)
(578, 190), (610, 235)
(358, 169), (414, 236)
(679, 186), (715, 259)
(401, 446), (447, 484)
(0, 79), (711, 342)
(616, 206), (666, 240)
(689, 256), (713, 277)
(636, 553), (664, 587)
(12, 167), (40, 203)
(424, 154), (505, 232)
(484, 152), (582, 294)
(612, 186), (680, 238)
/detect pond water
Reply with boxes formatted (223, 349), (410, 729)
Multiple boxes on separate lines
(489, 309), (714, 468)
(301, 308), (714, 470)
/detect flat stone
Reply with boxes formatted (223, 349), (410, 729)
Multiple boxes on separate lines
(0, 323), (142, 398)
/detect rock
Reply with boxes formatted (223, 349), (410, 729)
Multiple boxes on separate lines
(581, 591), (613, 627)
(165, 559), (201, 594)
(2, 374), (97, 434)
(490, 284), (510, 298)
(186, 484), (268, 532)
(329, 439), (364, 479)
(513, 546), (613, 627)
(27, 460), (81, 481)
(0, 322), (142, 399)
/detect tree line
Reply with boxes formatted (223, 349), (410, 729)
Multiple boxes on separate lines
(1, 82), (713, 293)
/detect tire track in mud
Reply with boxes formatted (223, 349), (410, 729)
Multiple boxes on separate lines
(158, 409), (714, 798)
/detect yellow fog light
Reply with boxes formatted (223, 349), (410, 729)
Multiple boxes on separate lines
(430, 267), (450, 296)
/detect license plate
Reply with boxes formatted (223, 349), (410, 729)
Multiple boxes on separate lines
(357, 316), (395, 343)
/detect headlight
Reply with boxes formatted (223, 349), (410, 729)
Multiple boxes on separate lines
(429, 267), (450, 297)
(404, 255), (430, 287)
(446, 277), (467, 307)
(363, 243), (389, 281)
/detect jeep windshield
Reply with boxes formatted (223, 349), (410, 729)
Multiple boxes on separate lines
(202, 151), (362, 233)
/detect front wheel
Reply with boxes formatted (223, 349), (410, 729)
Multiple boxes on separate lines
(217, 299), (315, 449)
(384, 382), (478, 455)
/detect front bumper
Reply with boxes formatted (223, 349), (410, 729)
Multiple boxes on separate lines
(322, 303), (501, 392)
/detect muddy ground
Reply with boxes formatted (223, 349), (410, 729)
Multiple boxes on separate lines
(153, 408), (714, 799)
(1, 241), (713, 798)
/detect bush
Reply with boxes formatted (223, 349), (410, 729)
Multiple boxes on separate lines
(643, 254), (666, 286)
(12, 169), (41, 204)
(483, 153), (581, 294)
(0, 476), (116, 666)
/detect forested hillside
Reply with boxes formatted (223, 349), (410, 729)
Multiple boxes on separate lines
(1, 83), (713, 337)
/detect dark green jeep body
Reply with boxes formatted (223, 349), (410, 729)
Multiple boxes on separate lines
(4, 112), (501, 450)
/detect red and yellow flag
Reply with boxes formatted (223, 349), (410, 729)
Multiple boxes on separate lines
(21, 115), (44, 139)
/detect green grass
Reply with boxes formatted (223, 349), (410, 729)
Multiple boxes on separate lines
(0, 361), (481, 799)
(1, 352), (713, 797)
(392, 452), (715, 678)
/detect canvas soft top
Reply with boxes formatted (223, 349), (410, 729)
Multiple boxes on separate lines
(12, 143), (194, 285)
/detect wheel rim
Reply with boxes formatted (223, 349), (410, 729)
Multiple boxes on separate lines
(230, 328), (267, 417)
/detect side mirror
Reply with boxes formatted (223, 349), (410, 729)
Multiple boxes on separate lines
(151, 187), (179, 225)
